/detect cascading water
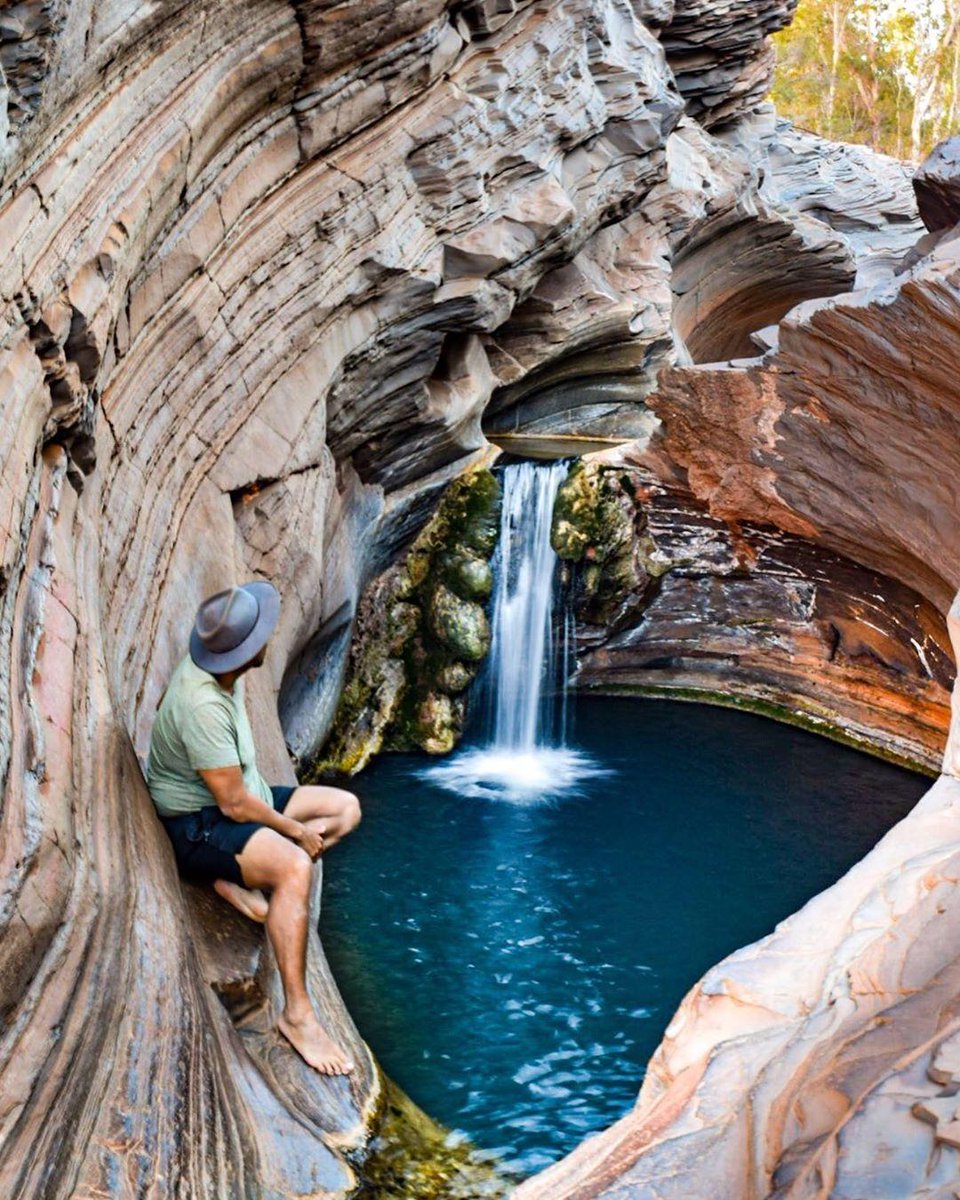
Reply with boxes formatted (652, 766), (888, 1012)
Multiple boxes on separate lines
(424, 460), (607, 802)
(486, 460), (571, 751)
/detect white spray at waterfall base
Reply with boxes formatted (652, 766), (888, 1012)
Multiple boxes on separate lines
(423, 460), (609, 803)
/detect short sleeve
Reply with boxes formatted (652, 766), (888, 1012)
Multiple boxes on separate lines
(181, 699), (241, 771)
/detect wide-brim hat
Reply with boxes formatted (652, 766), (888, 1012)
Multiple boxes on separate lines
(189, 580), (281, 674)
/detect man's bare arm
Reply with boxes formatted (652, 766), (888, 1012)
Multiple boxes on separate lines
(198, 766), (323, 860)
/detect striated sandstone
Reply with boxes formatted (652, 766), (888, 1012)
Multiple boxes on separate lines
(569, 454), (952, 773)
(1, 0), (958, 1197)
(482, 104), (923, 437)
(0, 0), (759, 1194)
(512, 100), (960, 1200)
(659, 0), (798, 129)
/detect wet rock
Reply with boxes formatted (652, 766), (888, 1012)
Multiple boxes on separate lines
(552, 459), (663, 629)
(428, 583), (490, 662)
(310, 467), (500, 773)
(571, 451), (952, 773)
(439, 549), (493, 601)
(436, 661), (474, 695)
(412, 691), (461, 755)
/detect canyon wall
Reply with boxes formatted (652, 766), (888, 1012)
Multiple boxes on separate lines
(512, 117), (960, 1200)
(0, 1), (957, 1199)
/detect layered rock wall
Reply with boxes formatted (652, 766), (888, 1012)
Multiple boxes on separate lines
(0, 1), (749, 1194)
(556, 455), (952, 772)
(1, 0), (957, 1197)
(513, 124), (960, 1200)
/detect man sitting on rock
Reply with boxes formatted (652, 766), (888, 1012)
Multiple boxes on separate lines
(147, 580), (360, 1076)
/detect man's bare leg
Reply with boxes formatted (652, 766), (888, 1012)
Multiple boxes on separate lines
(212, 785), (359, 921)
(212, 878), (268, 923)
(282, 785), (362, 853)
(236, 827), (354, 1075)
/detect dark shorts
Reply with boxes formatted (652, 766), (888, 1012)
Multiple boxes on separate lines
(161, 785), (297, 887)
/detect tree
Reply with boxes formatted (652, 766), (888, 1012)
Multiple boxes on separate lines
(771, 0), (960, 161)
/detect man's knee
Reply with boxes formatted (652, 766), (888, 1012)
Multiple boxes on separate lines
(341, 791), (362, 832)
(240, 828), (312, 891)
(279, 844), (313, 889)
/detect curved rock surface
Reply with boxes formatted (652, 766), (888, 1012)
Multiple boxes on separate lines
(0, 1), (956, 1198)
(565, 453), (952, 773)
(513, 110), (960, 1200)
(0, 0), (692, 1193)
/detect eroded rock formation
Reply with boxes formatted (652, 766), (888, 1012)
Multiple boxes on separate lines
(551, 455), (951, 772)
(512, 101), (960, 1200)
(0, 0), (957, 1198)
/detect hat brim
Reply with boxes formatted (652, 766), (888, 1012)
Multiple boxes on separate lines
(189, 581), (281, 674)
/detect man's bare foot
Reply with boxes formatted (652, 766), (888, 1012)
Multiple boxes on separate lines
(213, 878), (269, 923)
(278, 1010), (355, 1076)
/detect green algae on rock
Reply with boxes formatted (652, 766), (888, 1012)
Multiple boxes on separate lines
(427, 583), (490, 662)
(551, 459), (670, 629)
(309, 468), (501, 775)
(348, 1075), (516, 1200)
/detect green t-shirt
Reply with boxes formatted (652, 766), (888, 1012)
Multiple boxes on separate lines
(146, 654), (273, 818)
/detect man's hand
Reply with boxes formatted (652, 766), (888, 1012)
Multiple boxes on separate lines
(199, 765), (321, 851)
(294, 824), (324, 861)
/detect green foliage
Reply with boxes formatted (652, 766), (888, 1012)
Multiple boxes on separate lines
(771, 0), (960, 161)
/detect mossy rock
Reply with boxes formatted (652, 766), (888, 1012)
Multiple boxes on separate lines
(439, 470), (501, 556)
(552, 460), (626, 563)
(385, 601), (420, 653)
(312, 659), (407, 776)
(427, 583), (490, 662)
(550, 459), (671, 629)
(439, 550), (493, 601)
(311, 466), (501, 772)
(435, 661), (474, 695)
(402, 548), (431, 595)
(414, 692), (460, 755)
(351, 1075), (515, 1199)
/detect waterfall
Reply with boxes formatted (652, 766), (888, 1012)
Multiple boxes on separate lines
(485, 460), (571, 753)
(423, 459), (606, 803)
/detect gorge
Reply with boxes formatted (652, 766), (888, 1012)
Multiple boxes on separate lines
(0, 1), (959, 1198)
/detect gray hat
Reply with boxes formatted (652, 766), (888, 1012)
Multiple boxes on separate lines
(189, 581), (281, 674)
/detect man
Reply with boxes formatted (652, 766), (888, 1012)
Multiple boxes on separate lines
(147, 580), (360, 1076)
